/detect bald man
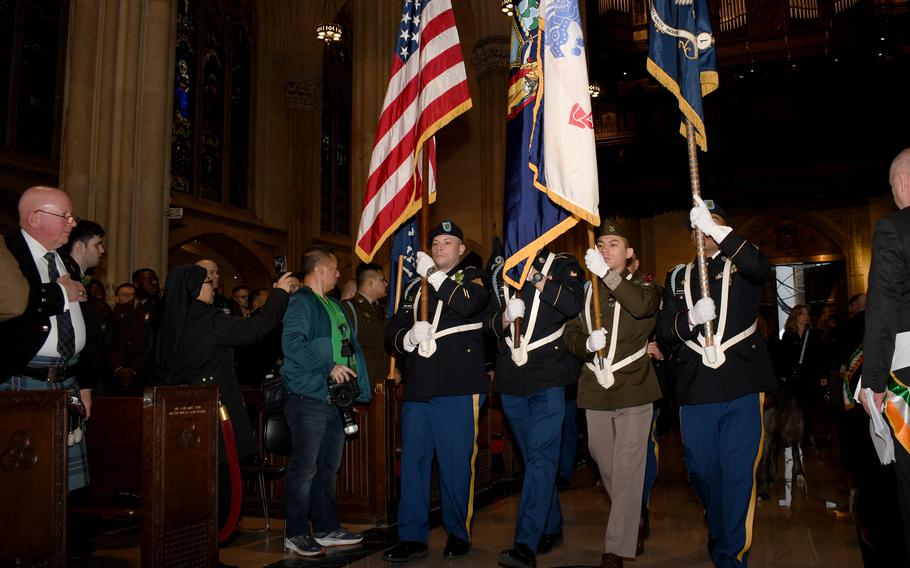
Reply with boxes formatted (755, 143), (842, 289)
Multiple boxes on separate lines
(196, 258), (232, 314)
(862, 148), (910, 560)
(0, 186), (105, 494)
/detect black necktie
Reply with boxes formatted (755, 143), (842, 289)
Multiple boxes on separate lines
(45, 252), (75, 361)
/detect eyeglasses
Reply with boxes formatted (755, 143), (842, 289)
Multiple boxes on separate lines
(36, 210), (79, 225)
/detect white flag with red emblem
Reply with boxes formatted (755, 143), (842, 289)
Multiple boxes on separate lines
(530, 0), (599, 224)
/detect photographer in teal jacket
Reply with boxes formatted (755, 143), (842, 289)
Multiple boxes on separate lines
(281, 245), (370, 558)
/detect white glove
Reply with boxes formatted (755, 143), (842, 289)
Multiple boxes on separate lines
(415, 251), (436, 278)
(427, 271), (447, 291)
(586, 328), (607, 352)
(584, 248), (609, 278)
(689, 195), (732, 243)
(404, 321), (433, 352)
(504, 298), (525, 323)
(688, 297), (716, 327)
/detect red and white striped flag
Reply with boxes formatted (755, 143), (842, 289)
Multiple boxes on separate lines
(355, 0), (471, 262)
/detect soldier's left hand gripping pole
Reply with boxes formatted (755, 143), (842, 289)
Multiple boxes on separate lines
(686, 119), (717, 363)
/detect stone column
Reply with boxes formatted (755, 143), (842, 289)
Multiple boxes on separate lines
(60, 0), (176, 287)
(350, 0), (400, 266)
(471, 36), (510, 252)
(285, 76), (322, 265)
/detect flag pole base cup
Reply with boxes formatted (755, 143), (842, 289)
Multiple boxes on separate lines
(588, 363), (614, 390)
(705, 344), (718, 364)
(418, 339), (437, 358)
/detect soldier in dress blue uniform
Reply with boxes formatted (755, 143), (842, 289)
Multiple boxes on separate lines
(488, 249), (584, 568)
(656, 198), (777, 568)
(383, 220), (490, 563)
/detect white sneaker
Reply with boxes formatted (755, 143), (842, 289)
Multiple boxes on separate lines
(284, 534), (325, 557)
(313, 528), (364, 547)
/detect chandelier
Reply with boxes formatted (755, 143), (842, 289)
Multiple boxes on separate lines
(315, 1), (342, 43)
(501, 0), (515, 17)
(316, 22), (342, 43)
(589, 82), (601, 98)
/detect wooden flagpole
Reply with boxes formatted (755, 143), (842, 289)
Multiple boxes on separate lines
(420, 148), (430, 322)
(388, 254), (405, 379)
(587, 225), (605, 367)
(685, 119), (717, 362)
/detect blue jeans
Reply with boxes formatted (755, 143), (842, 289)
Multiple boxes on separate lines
(284, 395), (345, 538)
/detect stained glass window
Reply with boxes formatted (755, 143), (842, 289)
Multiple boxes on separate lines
(0, 0), (67, 162)
(170, 0), (253, 209)
(319, 5), (353, 237)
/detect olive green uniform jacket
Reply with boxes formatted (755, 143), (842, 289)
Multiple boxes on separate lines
(342, 291), (389, 385)
(564, 270), (662, 411)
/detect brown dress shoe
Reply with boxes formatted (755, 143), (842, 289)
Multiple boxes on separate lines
(600, 552), (624, 568)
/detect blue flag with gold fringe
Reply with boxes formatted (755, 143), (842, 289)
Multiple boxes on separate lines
(646, 0), (719, 151)
(388, 216), (419, 319)
(503, 0), (600, 288)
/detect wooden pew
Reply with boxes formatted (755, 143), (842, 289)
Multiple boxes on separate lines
(72, 386), (219, 567)
(0, 390), (68, 567)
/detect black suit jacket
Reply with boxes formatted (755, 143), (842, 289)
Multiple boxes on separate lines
(0, 230), (104, 387)
(864, 207), (910, 392)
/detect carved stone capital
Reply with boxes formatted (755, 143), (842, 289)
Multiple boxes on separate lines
(285, 76), (321, 110)
(471, 36), (510, 79)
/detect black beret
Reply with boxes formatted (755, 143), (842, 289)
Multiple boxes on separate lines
(428, 219), (464, 244)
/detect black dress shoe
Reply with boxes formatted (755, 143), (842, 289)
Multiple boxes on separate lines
(600, 552), (624, 568)
(537, 531), (563, 554)
(498, 543), (536, 568)
(443, 534), (471, 559)
(383, 541), (428, 563)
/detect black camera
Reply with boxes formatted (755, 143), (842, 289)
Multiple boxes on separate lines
(328, 380), (360, 435)
(328, 335), (360, 435)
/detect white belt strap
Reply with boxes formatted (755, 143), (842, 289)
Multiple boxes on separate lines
(412, 288), (481, 358)
(583, 274), (646, 389)
(682, 257), (755, 368)
(685, 320), (757, 369)
(505, 252), (559, 366)
(434, 322), (483, 339)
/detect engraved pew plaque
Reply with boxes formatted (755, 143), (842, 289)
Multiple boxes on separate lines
(142, 385), (218, 567)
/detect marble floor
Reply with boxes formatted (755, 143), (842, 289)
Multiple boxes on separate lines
(86, 425), (863, 567)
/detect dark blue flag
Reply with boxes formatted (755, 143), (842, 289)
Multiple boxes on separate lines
(388, 216), (419, 319)
(485, 234), (506, 312)
(646, 0), (719, 151)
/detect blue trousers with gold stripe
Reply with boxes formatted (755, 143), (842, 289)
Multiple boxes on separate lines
(681, 392), (763, 568)
(398, 393), (485, 543)
(501, 386), (565, 549)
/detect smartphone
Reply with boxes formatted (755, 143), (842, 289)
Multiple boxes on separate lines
(273, 254), (288, 276)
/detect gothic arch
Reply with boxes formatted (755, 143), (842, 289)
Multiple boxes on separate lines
(169, 233), (272, 291)
(740, 212), (845, 263)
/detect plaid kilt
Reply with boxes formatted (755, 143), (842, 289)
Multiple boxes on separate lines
(0, 375), (90, 491)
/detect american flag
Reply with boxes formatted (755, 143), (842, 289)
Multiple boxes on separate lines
(355, 0), (472, 262)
